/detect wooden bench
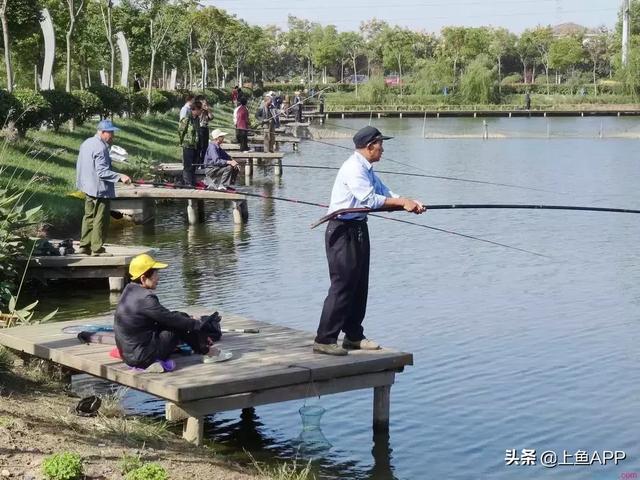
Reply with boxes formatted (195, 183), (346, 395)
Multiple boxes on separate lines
(0, 310), (413, 446)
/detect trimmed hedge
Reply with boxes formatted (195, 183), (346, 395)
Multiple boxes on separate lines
(72, 90), (103, 125)
(12, 89), (51, 137)
(40, 90), (82, 131)
(0, 84), (249, 137)
(89, 85), (126, 117)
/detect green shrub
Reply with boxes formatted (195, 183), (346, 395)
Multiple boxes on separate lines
(158, 90), (182, 108)
(119, 453), (143, 475)
(359, 76), (387, 103)
(88, 84), (125, 117)
(42, 452), (83, 480)
(147, 90), (170, 113)
(115, 86), (149, 117)
(71, 90), (102, 125)
(0, 346), (14, 373)
(124, 463), (168, 480)
(0, 90), (18, 127)
(501, 73), (522, 85)
(12, 89), (51, 137)
(40, 90), (82, 131)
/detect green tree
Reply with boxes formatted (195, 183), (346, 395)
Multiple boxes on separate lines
(458, 53), (497, 104)
(583, 27), (612, 94)
(0, 0), (42, 91)
(516, 29), (537, 84)
(439, 26), (467, 79)
(339, 31), (364, 95)
(381, 27), (418, 95)
(359, 18), (388, 77)
(549, 35), (584, 85)
(488, 27), (516, 93)
(310, 24), (340, 84)
(530, 25), (554, 92)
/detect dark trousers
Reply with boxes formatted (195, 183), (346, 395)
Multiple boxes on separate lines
(197, 126), (209, 162)
(236, 129), (249, 151)
(316, 219), (370, 344)
(263, 126), (276, 153)
(79, 195), (110, 253)
(182, 147), (197, 186)
(132, 329), (208, 369)
(205, 165), (238, 187)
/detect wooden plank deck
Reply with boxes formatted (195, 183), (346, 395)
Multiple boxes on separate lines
(0, 310), (413, 445)
(26, 242), (152, 291)
(156, 152), (286, 179)
(113, 186), (249, 225)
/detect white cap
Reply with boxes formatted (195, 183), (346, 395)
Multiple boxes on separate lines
(209, 129), (228, 139)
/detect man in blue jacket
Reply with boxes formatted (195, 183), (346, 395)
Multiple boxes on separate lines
(203, 129), (239, 191)
(76, 120), (131, 256)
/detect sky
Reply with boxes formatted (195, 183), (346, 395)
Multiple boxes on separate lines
(202, 0), (621, 33)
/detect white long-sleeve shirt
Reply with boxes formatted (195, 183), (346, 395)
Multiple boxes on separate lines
(327, 151), (398, 220)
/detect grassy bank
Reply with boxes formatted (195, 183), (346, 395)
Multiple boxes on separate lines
(0, 355), (313, 479)
(0, 104), (235, 232)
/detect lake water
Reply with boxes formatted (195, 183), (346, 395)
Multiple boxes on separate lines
(38, 116), (640, 479)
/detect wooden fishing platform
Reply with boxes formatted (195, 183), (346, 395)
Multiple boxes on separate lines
(26, 243), (152, 292)
(0, 310), (413, 446)
(223, 135), (300, 151)
(155, 151), (286, 180)
(113, 185), (249, 226)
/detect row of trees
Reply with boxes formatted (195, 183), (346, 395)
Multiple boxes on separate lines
(0, 0), (639, 101)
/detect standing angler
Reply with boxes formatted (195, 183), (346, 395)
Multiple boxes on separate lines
(314, 126), (426, 356)
(76, 119), (131, 256)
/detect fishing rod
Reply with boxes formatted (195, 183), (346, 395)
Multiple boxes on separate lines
(278, 163), (555, 193)
(132, 179), (328, 209)
(311, 204), (640, 228)
(132, 179), (546, 256)
(206, 124), (556, 194)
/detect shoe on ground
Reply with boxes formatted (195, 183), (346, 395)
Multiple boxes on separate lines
(342, 337), (381, 351)
(91, 250), (113, 257)
(313, 342), (348, 356)
(224, 186), (237, 193)
(77, 247), (91, 256)
(135, 360), (175, 373)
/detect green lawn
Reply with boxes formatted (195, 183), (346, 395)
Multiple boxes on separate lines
(0, 104), (235, 231)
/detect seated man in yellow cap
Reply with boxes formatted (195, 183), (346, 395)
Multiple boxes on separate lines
(114, 254), (220, 373)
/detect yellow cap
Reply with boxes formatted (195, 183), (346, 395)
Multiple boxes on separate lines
(129, 254), (168, 280)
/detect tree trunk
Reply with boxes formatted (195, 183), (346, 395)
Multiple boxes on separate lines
(106, 7), (114, 87)
(147, 47), (156, 111)
(497, 57), (502, 94)
(593, 63), (598, 96)
(66, 24), (74, 92)
(398, 54), (403, 97)
(0, 8), (13, 92)
(187, 51), (193, 90)
(545, 65), (549, 95)
(162, 61), (166, 89)
(353, 55), (358, 97)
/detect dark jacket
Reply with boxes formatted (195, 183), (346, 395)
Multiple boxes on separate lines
(114, 283), (198, 367)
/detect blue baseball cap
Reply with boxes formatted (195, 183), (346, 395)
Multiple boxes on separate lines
(97, 119), (120, 132)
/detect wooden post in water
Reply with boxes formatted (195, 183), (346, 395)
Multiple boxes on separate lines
(187, 199), (200, 225)
(274, 157), (282, 176)
(373, 385), (391, 433)
(422, 112), (427, 138)
(482, 120), (488, 140)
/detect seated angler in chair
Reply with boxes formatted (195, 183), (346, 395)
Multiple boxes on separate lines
(114, 254), (222, 373)
(203, 129), (240, 192)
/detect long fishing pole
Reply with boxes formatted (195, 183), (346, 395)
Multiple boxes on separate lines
(206, 124), (556, 193)
(370, 213), (549, 258)
(131, 180), (546, 256)
(310, 204), (640, 229)
(277, 163), (555, 193)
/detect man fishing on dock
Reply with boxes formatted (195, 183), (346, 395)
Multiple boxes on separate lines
(203, 129), (239, 192)
(76, 119), (131, 257)
(314, 126), (426, 356)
